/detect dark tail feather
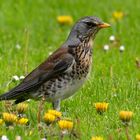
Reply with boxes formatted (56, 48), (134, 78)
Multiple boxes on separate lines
(14, 98), (27, 104)
(0, 91), (28, 105)
(0, 90), (19, 101)
(0, 89), (29, 104)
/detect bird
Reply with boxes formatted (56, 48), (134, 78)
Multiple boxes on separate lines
(0, 16), (110, 111)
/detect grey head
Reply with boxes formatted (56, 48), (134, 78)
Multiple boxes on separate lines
(67, 16), (110, 44)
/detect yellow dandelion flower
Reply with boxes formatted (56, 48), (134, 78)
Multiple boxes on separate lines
(16, 103), (28, 114)
(3, 112), (17, 124)
(136, 134), (140, 140)
(48, 109), (62, 117)
(119, 111), (133, 122)
(95, 102), (109, 113)
(43, 113), (56, 124)
(58, 120), (73, 130)
(91, 136), (103, 140)
(112, 11), (124, 20)
(57, 16), (73, 25)
(17, 118), (28, 125)
(0, 119), (4, 125)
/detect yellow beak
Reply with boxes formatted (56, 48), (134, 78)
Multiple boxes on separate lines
(98, 23), (111, 28)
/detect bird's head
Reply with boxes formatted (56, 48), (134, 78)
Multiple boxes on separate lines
(68, 16), (110, 42)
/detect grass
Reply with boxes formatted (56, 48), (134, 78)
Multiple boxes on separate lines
(0, 0), (140, 139)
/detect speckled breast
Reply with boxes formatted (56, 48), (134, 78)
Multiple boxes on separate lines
(33, 42), (93, 101)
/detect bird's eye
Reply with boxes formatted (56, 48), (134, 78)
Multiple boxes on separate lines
(86, 22), (96, 27)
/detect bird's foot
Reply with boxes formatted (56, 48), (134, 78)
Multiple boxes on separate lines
(52, 99), (61, 111)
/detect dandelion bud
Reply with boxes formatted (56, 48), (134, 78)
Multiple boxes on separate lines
(16, 103), (28, 114)
(48, 109), (62, 118)
(136, 134), (140, 140)
(3, 112), (17, 125)
(91, 136), (103, 140)
(43, 113), (56, 124)
(58, 120), (73, 130)
(112, 11), (124, 20)
(119, 111), (133, 122)
(57, 16), (73, 25)
(17, 118), (28, 125)
(0, 119), (4, 125)
(95, 102), (109, 114)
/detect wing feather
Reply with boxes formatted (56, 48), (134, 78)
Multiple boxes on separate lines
(0, 47), (74, 100)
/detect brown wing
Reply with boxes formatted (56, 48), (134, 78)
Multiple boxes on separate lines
(23, 47), (69, 82)
(0, 47), (74, 100)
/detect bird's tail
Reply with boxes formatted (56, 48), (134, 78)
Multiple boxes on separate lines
(0, 90), (27, 104)
(0, 82), (31, 104)
(0, 91), (16, 101)
(0, 83), (24, 101)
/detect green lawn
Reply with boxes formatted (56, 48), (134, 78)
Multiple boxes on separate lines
(0, 0), (140, 139)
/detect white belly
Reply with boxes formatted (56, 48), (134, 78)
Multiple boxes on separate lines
(51, 76), (87, 101)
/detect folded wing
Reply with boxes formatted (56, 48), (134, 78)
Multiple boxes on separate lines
(0, 47), (74, 100)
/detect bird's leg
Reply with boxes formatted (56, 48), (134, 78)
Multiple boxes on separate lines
(37, 95), (46, 125)
(52, 99), (61, 111)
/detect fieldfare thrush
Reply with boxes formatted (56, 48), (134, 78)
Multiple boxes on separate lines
(0, 16), (110, 110)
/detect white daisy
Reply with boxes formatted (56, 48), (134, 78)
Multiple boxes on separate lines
(103, 44), (109, 51)
(119, 45), (125, 52)
(49, 52), (53, 55)
(109, 35), (115, 42)
(12, 75), (20, 81)
(16, 136), (22, 140)
(1, 135), (9, 140)
(15, 44), (21, 50)
(19, 76), (25, 80)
